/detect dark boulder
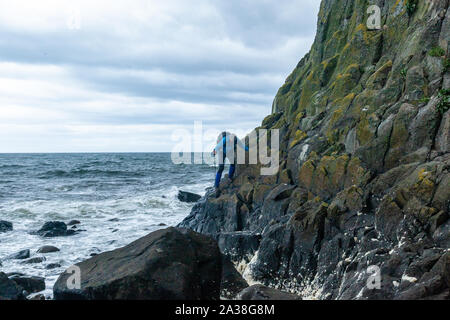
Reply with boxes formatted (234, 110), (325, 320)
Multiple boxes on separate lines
(238, 285), (302, 300)
(0, 272), (24, 300)
(220, 255), (248, 299)
(21, 257), (46, 264)
(53, 227), (222, 300)
(37, 246), (60, 254)
(178, 190), (202, 203)
(0, 220), (13, 233)
(9, 275), (45, 294)
(6, 249), (30, 260)
(67, 220), (81, 226)
(32, 221), (77, 237)
(46, 263), (61, 270)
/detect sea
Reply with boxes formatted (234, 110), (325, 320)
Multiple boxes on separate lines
(0, 153), (215, 298)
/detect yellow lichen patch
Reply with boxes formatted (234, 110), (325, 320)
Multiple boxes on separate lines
(290, 130), (307, 149)
(393, 0), (403, 10)
(356, 115), (373, 146)
(355, 23), (371, 45)
(418, 168), (431, 181)
(299, 160), (316, 189)
(293, 112), (305, 127)
(366, 60), (393, 90)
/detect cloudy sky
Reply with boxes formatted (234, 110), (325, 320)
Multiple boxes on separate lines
(0, 0), (321, 153)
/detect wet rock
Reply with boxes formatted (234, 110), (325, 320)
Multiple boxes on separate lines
(21, 257), (46, 264)
(238, 285), (302, 300)
(46, 263), (61, 270)
(9, 275), (45, 294)
(67, 220), (81, 226)
(53, 227), (222, 300)
(178, 190), (202, 203)
(0, 220), (13, 233)
(0, 272), (24, 300)
(7, 249), (30, 260)
(28, 294), (46, 300)
(33, 221), (77, 237)
(37, 246), (60, 254)
(220, 255), (248, 299)
(217, 232), (261, 264)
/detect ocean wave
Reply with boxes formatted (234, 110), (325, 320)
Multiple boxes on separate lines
(0, 164), (27, 169)
(38, 169), (147, 179)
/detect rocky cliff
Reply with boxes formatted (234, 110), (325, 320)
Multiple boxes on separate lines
(180, 0), (450, 300)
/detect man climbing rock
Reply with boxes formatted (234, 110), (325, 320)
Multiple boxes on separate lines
(211, 132), (248, 197)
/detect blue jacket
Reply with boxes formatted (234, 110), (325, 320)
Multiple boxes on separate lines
(213, 135), (248, 154)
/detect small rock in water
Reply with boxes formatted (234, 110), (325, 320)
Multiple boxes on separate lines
(28, 294), (46, 300)
(37, 246), (60, 254)
(21, 257), (46, 264)
(158, 223), (167, 226)
(9, 275), (45, 294)
(177, 190), (202, 203)
(32, 221), (77, 237)
(0, 220), (13, 233)
(7, 249), (30, 260)
(67, 220), (81, 226)
(108, 218), (119, 222)
(46, 263), (61, 270)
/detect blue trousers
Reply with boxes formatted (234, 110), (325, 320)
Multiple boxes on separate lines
(215, 164), (235, 188)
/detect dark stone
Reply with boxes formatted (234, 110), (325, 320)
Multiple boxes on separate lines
(37, 246), (60, 254)
(67, 220), (81, 226)
(217, 232), (261, 263)
(108, 218), (119, 222)
(21, 257), (46, 264)
(238, 285), (302, 300)
(53, 227), (222, 300)
(0, 220), (13, 233)
(0, 272), (24, 300)
(9, 275), (45, 294)
(28, 294), (46, 300)
(178, 190), (202, 203)
(46, 263), (61, 270)
(32, 221), (77, 237)
(7, 249), (30, 260)
(220, 255), (248, 299)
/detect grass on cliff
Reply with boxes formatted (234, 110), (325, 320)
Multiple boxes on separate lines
(428, 46), (446, 57)
(443, 58), (450, 73)
(437, 89), (450, 116)
(406, 0), (418, 16)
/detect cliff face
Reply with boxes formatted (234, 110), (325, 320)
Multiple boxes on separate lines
(180, 0), (450, 300)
